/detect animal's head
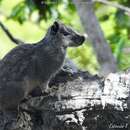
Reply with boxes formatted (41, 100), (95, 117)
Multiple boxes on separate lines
(45, 21), (86, 48)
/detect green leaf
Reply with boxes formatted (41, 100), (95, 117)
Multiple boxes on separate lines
(9, 2), (29, 24)
(114, 38), (125, 64)
(0, 0), (2, 4)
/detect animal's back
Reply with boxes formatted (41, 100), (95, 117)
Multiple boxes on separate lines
(0, 44), (35, 82)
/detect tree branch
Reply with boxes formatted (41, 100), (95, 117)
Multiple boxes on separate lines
(73, 0), (117, 76)
(94, 0), (130, 14)
(0, 21), (24, 45)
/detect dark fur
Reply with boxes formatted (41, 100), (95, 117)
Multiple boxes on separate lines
(0, 21), (85, 110)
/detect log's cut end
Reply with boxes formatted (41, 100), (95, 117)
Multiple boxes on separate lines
(102, 72), (130, 110)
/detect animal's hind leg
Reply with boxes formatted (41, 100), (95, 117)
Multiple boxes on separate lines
(0, 81), (25, 111)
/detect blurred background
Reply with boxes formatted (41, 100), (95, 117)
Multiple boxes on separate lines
(0, 0), (130, 75)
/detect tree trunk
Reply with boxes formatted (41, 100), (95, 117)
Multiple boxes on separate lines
(73, 0), (117, 76)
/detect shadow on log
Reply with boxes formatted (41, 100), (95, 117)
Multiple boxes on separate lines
(0, 60), (129, 130)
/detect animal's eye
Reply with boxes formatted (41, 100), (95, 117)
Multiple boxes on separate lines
(63, 32), (69, 36)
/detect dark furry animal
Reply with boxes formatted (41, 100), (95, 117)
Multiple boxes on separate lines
(0, 21), (85, 111)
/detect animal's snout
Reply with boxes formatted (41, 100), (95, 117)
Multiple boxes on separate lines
(79, 33), (88, 43)
(75, 34), (86, 46)
(68, 33), (87, 47)
(83, 33), (88, 40)
(79, 35), (85, 44)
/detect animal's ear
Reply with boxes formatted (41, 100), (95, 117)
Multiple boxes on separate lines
(51, 21), (59, 34)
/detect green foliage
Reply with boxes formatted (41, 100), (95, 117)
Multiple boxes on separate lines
(9, 1), (29, 24)
(8, 0), (74, 23)
(115, 10), (130, 29)
(114, 38), (125, 65)
(96, 1), (130, 70)
(68, 43), (99, 73)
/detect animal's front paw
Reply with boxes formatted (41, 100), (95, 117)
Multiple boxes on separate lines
(44, 87), (52, 94)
